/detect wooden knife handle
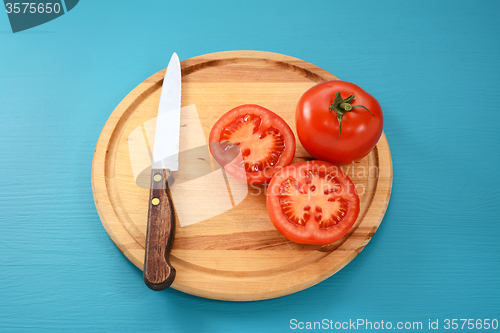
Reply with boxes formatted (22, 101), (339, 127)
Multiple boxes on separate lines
(143, 168), (176, 291)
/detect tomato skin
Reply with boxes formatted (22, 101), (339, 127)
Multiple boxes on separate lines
(296, 81), (383, 165)
(266, 160), (360, 245)
(209, 104), (296, 184)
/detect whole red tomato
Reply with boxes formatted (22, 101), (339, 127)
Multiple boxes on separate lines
(295, 81), (383, 165)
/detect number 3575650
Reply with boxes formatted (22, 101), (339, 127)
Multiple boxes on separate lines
(5, 3), (62, 14)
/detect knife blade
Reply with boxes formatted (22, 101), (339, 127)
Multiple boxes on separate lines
(143, 52), (181, 291)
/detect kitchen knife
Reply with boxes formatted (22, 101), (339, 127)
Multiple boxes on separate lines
(143, 52), (181, 291)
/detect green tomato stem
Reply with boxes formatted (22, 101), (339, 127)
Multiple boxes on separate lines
(329, 92), (374, 139)
(339, 103), (353, 111)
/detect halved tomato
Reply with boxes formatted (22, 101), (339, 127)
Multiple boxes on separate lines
(266, 160), (360, 245)
(209, 104), (296, 184)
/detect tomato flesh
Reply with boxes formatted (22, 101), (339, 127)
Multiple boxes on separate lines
(209, 105), (295, 184)
(267, 161), (360, 245)
(221, 114), (285, 172)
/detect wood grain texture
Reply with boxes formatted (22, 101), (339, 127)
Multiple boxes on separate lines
(143, 169), (176, 291)
(91, 51), (393, 301)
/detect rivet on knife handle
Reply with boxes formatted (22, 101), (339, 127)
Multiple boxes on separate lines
(144, 168), (176, 290)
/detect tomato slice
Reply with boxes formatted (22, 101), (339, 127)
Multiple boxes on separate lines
(266, 160), (360, 245)
(209, 104), (296, 184)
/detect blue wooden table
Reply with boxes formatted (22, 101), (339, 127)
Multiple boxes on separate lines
(1, 1), (499, 332)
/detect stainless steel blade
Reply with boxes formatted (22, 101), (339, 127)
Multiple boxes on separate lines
(152, 52), (182, 171)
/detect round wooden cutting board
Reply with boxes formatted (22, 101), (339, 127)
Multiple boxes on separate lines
(91, 51), (392, 301)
